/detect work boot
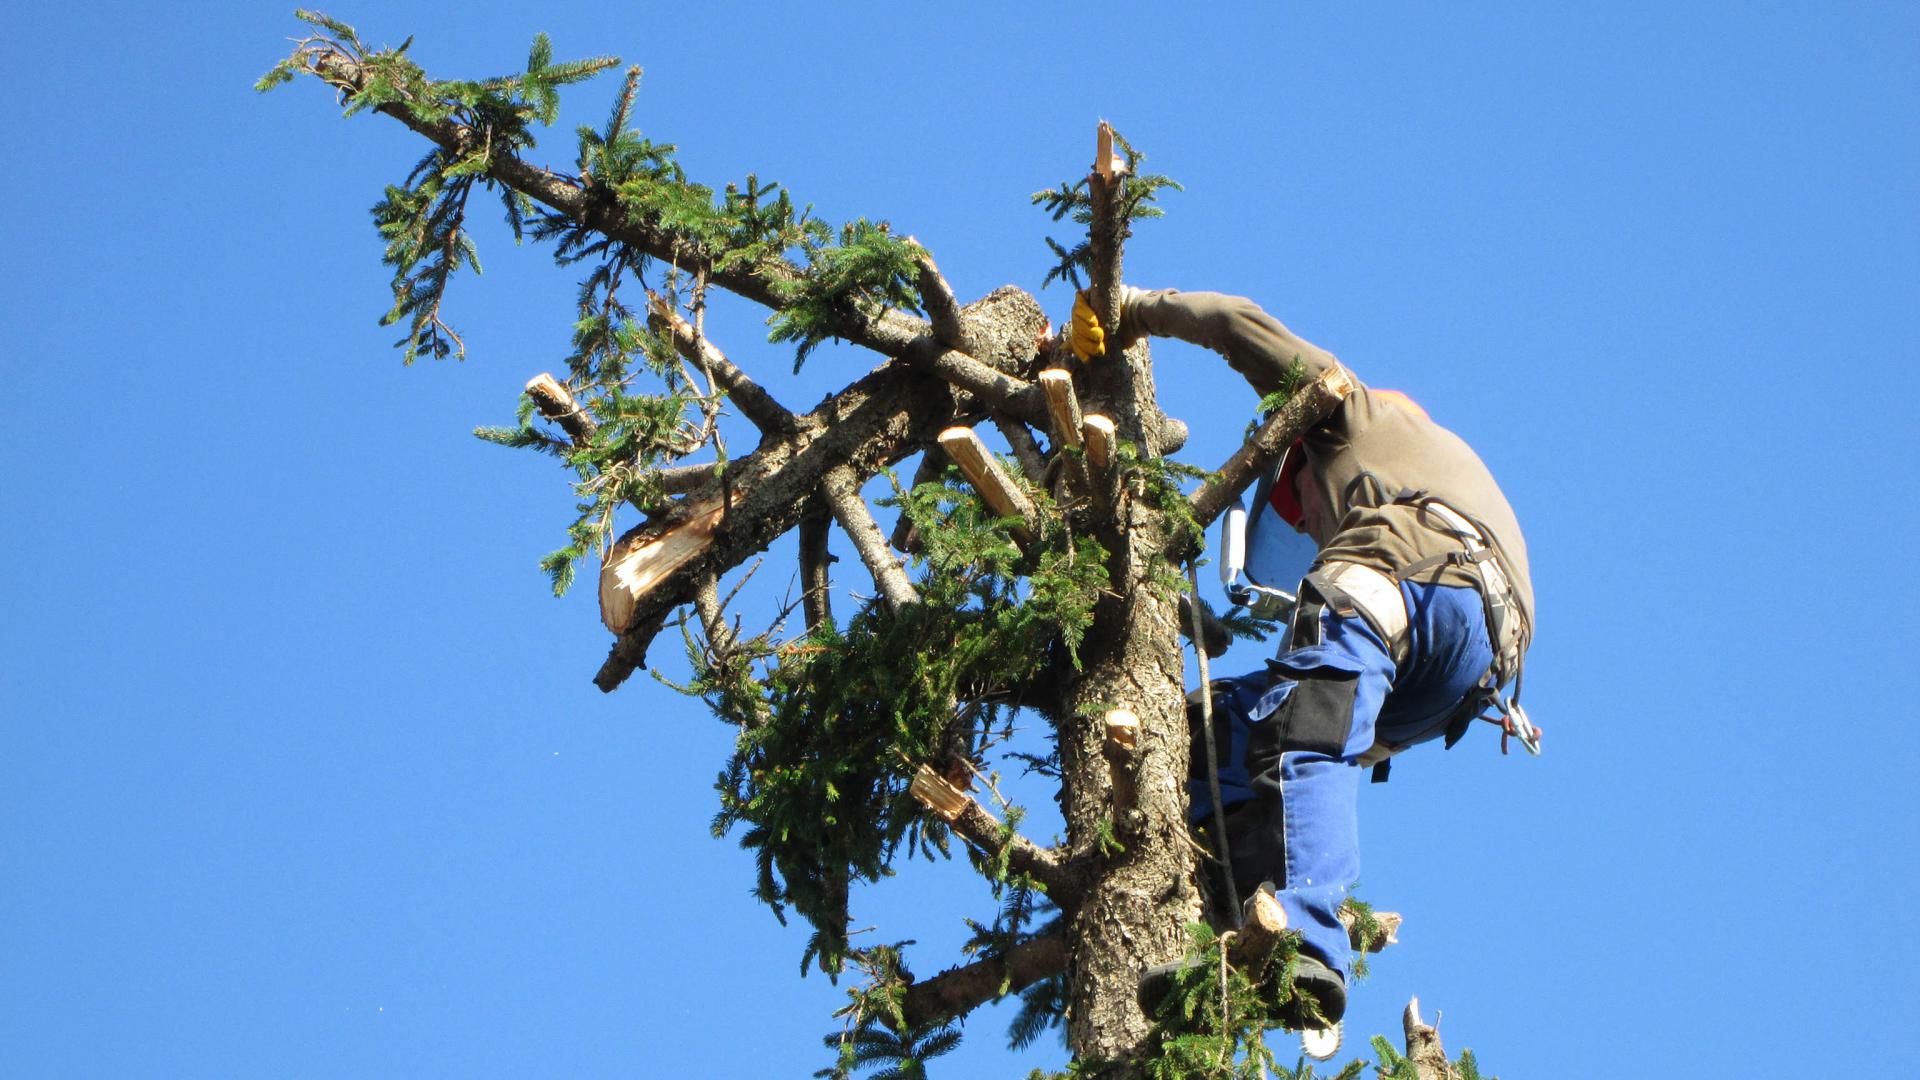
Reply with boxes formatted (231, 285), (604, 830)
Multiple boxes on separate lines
(1138, 883), (1347, 1026)
(1137, 946), (1347, 1026)
(1277, 951), (1347, 1027)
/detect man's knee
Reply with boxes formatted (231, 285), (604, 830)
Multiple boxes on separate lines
(1246, 667), (1360, 776)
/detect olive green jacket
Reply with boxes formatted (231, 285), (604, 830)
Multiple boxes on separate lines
(1127, 288), (1535, 638)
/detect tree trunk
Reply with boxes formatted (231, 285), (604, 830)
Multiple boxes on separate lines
(1058, 337), (1197, 1069)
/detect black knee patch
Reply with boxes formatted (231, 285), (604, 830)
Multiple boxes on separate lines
(1255, 668), (1358, 760)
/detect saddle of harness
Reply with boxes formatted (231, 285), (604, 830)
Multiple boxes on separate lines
(1219, 474), (1541, 774)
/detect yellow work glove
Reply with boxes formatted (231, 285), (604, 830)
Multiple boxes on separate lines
(1069, 290), (1105, 361)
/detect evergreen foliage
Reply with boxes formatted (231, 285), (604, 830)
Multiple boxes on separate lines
(819, 943), (963, 1080)
(269, 17), (1494, 1076)
(1031, 129), (1183, 292)
(692, 466), (1107, 978)
(1367, 1040), (1494, 1080)
(262, 13), (940, 589)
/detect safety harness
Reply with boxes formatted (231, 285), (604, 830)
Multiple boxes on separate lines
(1296, 475), (1540, 781)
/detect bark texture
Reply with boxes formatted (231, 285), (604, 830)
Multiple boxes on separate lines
(1056, 339), (1199, 1067)
(593, 286), (1048, 689)
(1403, 997), (1455, 1080)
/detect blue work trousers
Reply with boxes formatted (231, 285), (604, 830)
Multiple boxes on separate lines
(1189, 581), (1495, 980)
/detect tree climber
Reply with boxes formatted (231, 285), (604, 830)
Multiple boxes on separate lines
(1069, 289), (1537, 1026)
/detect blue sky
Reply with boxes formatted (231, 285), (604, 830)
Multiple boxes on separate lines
(3, 3), (1915, 1076)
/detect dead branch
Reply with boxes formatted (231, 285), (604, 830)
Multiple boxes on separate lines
(798, 503), (834, 631)
(691, 569), (735, 654)
(991, 414), (1048, 484)
(648, 297), (798, 435)
(906, 337), (1047, 426)
(592, 287), (1048, 692)
(912, 243), (968, 352)
(821, 465), (918, 611)
(525, 373), (597, 446)
(657, 461), (722, 495)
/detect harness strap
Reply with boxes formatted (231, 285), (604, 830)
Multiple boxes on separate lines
(1305, 561), (1411, 669)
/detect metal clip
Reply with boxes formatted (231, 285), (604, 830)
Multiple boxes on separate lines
(1237, 584), (1297, 623)
(1503, 699), (1542, 756)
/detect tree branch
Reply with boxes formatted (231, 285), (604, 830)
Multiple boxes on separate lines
(939, 426), (1039, 546)
(821, 465), (918, 611)
(657, 461), (722, 496)
(1403, 997), (1453, 1080)
(899, 931), (1068, 1031)
(525, 372), (597, 446)
(908, 765), (1077, 905)
(1184, 365), (1356, 531)
(648, 296), (798, 435)
(903, 337), (1047, 427)
(589, 286), (1049, 691)
(798, 504), (834, 631)
(1087, 121), (1129, 341)
(912, 244), (967, 351)
(991, 414), (1047, 485)
(690, 569), (741, 660)
(889, 450), (945, 554)
(306, 50), (1044, 421)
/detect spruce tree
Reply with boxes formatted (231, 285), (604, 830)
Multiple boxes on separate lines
(263, 14), (1497, 1077)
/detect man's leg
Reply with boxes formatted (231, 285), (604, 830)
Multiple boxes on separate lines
(1237, 602), (1396, 983)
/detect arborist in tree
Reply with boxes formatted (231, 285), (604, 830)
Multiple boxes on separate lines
(1070, 288), (1537, 1027)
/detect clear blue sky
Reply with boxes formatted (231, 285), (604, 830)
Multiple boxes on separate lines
(4, 3), (1915, 1076)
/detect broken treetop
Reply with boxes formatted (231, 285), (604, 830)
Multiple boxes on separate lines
(1126, 289), (1535, 636)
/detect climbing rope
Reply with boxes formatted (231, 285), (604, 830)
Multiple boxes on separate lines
(1187, 561), (1242, 930)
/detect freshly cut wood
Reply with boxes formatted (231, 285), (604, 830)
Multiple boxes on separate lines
(1338, 906), (1403, 953)
(1039, 369), (1085, 451)
(1094, 120), (1127, 182)
(599, 498), (727, 633)
(525, 372), (596, 446)
(1225, 888), (1290, 970)
(1083, 415), (1116, 472)
(1103, 708), (1139, 812)
(938, 426), (1037, 543)
(909, 763), (970, 822)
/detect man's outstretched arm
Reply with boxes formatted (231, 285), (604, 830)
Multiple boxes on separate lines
(1075, 288), (1344, 398)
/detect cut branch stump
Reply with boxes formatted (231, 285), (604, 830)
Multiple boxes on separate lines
(1103, 709), (1139, 812)
(938, 426), (1038, 545)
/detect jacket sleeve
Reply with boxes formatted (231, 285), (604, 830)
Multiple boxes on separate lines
(1124, 289), (1345, 398)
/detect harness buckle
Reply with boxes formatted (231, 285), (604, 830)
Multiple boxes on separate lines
(1500, 699), (1543, 756)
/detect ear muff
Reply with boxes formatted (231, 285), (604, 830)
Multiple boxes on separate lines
(1269, 438), (1308, 528)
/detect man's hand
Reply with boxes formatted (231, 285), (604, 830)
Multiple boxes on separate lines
(1069, 290), (1105, 362)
